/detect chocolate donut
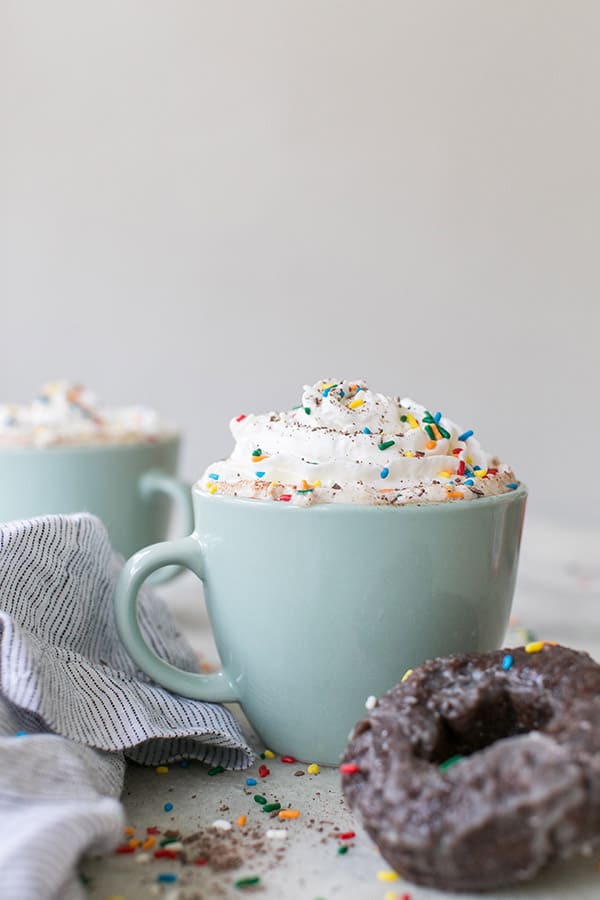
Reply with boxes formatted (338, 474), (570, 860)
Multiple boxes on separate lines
(342, 644), (600, 891)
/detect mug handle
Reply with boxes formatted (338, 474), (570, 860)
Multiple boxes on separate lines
(138, 470), (194, 584)
(114, 536), (239, 702)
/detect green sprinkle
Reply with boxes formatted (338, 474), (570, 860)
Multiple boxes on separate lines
(254, 794), (267, 804)
(424, 424), (435, 440)
(422, 412), (434, 423)
(262, 802), (281, 812)
(304, 407), (311, 415)
(208, 765), (225, 776)
(440, 754), (464, 770)
(400, 415), (407, 422)
(252, 448), (262, 457)
(378, 440), (395, 451)
(438, 425), (451, 439)
(297, 488), (313, 494)
(235, 876), (261, 888)
(338, 845), (348, 854)
(160, 837), (178, 846)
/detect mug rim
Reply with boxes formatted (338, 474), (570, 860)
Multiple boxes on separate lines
(0, 432), (180, 457)
(192, 482), (528, 513)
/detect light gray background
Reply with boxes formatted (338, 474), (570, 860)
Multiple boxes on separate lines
(1, 1), (599, 524)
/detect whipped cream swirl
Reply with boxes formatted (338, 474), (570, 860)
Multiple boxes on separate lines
(198, 379), (519, 506)
(0, 381), (173, 448)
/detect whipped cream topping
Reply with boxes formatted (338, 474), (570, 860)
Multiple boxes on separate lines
(0, 381), (174, 447)
(198, 379), (519, 506)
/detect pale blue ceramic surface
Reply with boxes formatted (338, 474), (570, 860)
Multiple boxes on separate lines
(115, 486), (527, 763)
(0, 436), (193, 582)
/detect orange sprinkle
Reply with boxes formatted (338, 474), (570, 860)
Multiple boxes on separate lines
(300, 480), (310, 491)
(447, 491), (464, 500)
(142, 836), (156, 850)
(237, 815), (247, 827)
(431, 424), (442, 441)
(278, 809), (301, 820)
(426, 440), (436, 450)
(124, 826), (135, 836)
(252, 455), (268, 463)
(128, 838), (140, 849)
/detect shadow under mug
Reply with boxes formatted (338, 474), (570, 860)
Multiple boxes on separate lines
(0, 435), (193, 584)
(114, 486), (527, 763)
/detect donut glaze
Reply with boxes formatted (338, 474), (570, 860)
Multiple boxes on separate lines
(341, 645), (600, 891)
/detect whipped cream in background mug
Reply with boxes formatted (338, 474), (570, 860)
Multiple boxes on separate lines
(199, 379), (519, 506)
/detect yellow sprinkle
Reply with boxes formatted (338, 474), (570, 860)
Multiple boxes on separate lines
(269, 482), (278, 488)
(406, 413), (418, 429)
(466, 455), (473, 464)
(525, 640), (545, 653)
(142, 836), (156, 850)
(278, 809), (301, 819)
(263, 749), (275, 759)
(474, 468), (487, 478)
(384, 893), (398, 900)
(321, 382), (335, 390)
(207, 483), (218, 494)
(439, 470), (452, 478)
(348, 398), (364, 409)
(404, 450), (415, 458)
(377, 870), (399, 882)
(312, 480), (321, 488)
(128, 838), (140, 849)
(307, 763), (320, 775)
(123, 826), (135, 836)
(155, 765), (169, 775)
(401, 668), (413, 682)
(237, 814), (247, 827)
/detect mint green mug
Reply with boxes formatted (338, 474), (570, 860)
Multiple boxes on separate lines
(0, 436), (193, 584)
(114, 486), (527, 763)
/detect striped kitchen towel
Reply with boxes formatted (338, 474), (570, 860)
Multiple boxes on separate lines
(0, 514), (253, 900)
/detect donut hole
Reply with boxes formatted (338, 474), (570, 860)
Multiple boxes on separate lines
(426, 686), (554, 764)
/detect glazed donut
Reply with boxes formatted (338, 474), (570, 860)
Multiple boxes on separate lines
(341, 644), (600, 891)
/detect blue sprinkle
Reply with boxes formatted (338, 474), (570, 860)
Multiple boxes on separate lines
(465, 469), (473, 477)
(255, 471), (265, 478)
(208, 473), (219, 481)
(502, 654), (513, 671)
(180, 759), (190, 768)
(246, 777), (257, 786)
(464, 479), (474, 485)
(380, 467), (390, 479)
(356, 386), (364, 392)
(458, 429), (474, 442)
(158, 873), (177, 883)
(164, 802), (173, 812)
(473, 465), (481, 471)
(434, 411), (442, 424)
(15, 731), (27, 737)
(339, 390), (345, 398)
(363, 427), (371, 435)
(323, 387), (331, 397)
(506, 482), (519, 490)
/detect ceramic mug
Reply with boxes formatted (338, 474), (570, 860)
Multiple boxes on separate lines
(0, 436), (193, 584)
(114, 485), (527, 763)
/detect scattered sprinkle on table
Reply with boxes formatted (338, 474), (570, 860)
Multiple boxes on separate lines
(338, 845), (348, 855)
(377, 869), (399, 881)
(208, 765), (225, 776)
(307, 763), (320, 775)
(163, 802), (173, 812)
(263, 749), (275, 758)
(211, 819), (232, 830)
(254, 794), (267, 805)
(157, 872), (177, 883)
(155, 765), (169, 775)
(339, 763), (360, 774)
(246, 777), (257, 786)
(235, 876), (261, 889)
(262, 802), (281, 813)
(279, 809), (301, 819)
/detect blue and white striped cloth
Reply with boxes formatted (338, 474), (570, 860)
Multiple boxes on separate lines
(0, 514), (253, 900)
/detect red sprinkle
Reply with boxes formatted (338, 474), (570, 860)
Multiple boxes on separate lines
(452, 447), (462, 456)
(235, 414), (247, 422)
(279, 494), (292, 502)
(488, 467), (498, 474)
(340, 763), (360, 774)
(115, 844), (136, 854)
(194, 858), (208, 866)
(339, 831), (356, 840)
(154, 849), (178, 859)
(281, 756), (296, 764)
(457, 460), (465, 476)
(258, 765), (270, 778)
(147, 826), (160, 834)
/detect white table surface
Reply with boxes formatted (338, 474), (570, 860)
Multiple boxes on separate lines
(85, 518), (600, 900)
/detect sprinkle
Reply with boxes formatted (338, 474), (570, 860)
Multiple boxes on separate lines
(147, 826), (160, 834)
(506, 482), (519, 489)
(340, 762), (360, 774)
(262, 803), (281, 813)
(525, 640), (546, 653)
(281, 755), (296, 763)
(365, 695), (377, 710)
(401, 668), (413, 682)
(439, 470), (452, 478)
(237, 815), (247, 827)
(338, 845), (349, 855)
(254, 794), (267, 804)
(307, 763), (320, 775)
(235, 876), (260, 888)
(255, 471), (265, 478)
(258, 764), (270, 777)
(207, 483), (218, 494)
(458, 429), (474, 442)
(403, 413), (419, 429)
(15, 731), (27, 737)
(142, 836), (156, 850)
(157, 874), (177, 884)
(377, 870), (399, 882)
(378, 440), (395, 451)
(266, 828), (287, 839)
(208, 765), (225, 776)
(135, 854), (150, 864)
(180, 759), (190, 768)
(263, 749), (275, 758)
(380, 467), (390, 479)
(212, 819), (232, 830)
(115, 844), (136, 854)
(404, 450), (415, 458)
(299, 480), (312, 492)
(488, 468), (498, 474)
(124, 826), (135, 836)
(431, 423), (443, 441)
(457, 459), (465, 475)
(434, 412), (442, 423)
(155, 765), (169, 775)
(194, 858), (208, 866)
(464, 478), (474, 485)
(502, 654), (513, 671)
(339, 831), (356, 840)
(128, 838), (140, 848)
(154, 848), (178, 859)
(348, 398), (365, 411)
(425, 440), (436, 450)
(163, 803), (173, 812)
(447, 491), (464, 500)
(278, 494), (292, 502)
(304, 407), (311, 415)
(279, 809), (301, 819)
(235, 414), (246, 422)
(424, 424), (435, 440)
(252, 448), (262, 457)
(312, 480), (321, 487)
(363, 427), (372, 434)
(246, 777), (257, 786)
(440, 754), (463, 770)
(474, 469), (487, 478)
(208, 473), (219, 481)
(252, 454), (268, 463)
